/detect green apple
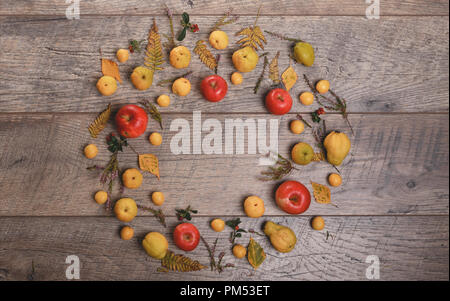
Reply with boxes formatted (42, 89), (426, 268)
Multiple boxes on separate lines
(291, 142), (314, 165)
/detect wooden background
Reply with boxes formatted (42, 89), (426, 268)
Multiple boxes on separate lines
(0, 0), (448, 281)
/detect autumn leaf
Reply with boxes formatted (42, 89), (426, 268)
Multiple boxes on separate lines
(194, 40), (218, 71)
(139, 154), (160, 179)
(311, 181), (332, 204)
(101, 59), (122, 83)
(269, 51), (280, 84)
(236, 26), (267, 51)
(247, 237), (265, 269)
(281, 66), (297, 91)
(88, 103), (111, 138)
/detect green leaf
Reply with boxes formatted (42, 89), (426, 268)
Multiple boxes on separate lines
(247, 238), (266, 269)
(177, 27), (187, 41)
(182, 12), (190, 24)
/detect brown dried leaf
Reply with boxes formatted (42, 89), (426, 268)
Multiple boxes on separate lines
(139, 154), (160, 179)
(311, 181), (331, 204)
(281, 66), (297, 91)
(101, 59), (121, 83)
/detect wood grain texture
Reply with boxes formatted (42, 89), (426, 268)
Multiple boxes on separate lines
(0, 216), (447, 281)
(0, 113), (447, 216)
(0, 16), (448, 112)
(0, 0), (448, 16)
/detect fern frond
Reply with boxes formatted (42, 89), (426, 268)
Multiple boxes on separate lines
(88, 103), (111, 138)
(160, 250), (208, 272)
(269, 51), (280, 84)
(236, 26), (266, 50)
(144, 19), (164, 72)
(194, 40), (218, 71)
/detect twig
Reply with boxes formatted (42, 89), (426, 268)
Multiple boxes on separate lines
(264, 30), (303, 43)
(254, 56), (269, 94)
(259, 153), (298, 181)
(139, 100), (163, 129)
(137, 205), (166, 227)
(157, 71), (193, 87)
(304, 75), (354, 135)
(296, 114), (312, 128)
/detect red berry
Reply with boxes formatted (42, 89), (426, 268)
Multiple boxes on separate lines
(235, 226), (239, 230)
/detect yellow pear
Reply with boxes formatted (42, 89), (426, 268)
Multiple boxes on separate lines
(263, 221), (297, 253)
(232, 46), (259, 73)
(323, 131), (351, 166)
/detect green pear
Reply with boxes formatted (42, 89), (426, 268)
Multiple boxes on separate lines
(293, 42), (315, 67)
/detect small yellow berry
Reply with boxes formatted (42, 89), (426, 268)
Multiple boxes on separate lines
(290, 120), (305, 134)
(149, 132), (163, 146)
(120, 226), (134, 240)
(316, 80), (330, 94)
(210, 219), (225, 232)
(299, 92), (314, 105)
(328, 173), (342, 187)
(94, 190), (108, 204)
(116, 49), (130, 63)
(311, 216), (325, 231)
(84, 144), (98, 159)
(151, 191), (165, 206)
(232, 244), (247, 259)
(157, 94), (170, 107)
(231, 72), (243, 85)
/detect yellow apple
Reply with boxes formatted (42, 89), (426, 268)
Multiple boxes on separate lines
(232, 46), (259, 73)
(130, 66), (153, 91)
(114, 197), (138, 222)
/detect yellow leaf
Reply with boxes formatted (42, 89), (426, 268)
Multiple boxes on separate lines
(269, 51), (280, 84)
(281, 66), (297, 91)
(311, 181), (331, 204)
(235, 26), (267, 51)
(139, 154), (160, 179)
(88, 103), (111, 138)
(247, 237), (266, 269)
(101, 59), (122, 83)
(194, 40), (217, 71)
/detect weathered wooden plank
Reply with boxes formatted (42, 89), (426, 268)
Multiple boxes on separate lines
(0, 16), (448, 112)
(0, 216), (447, 280)
(0, 0), (448, 16)
(0, 113), (447, 216)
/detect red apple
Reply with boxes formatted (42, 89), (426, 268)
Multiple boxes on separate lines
(200, 75), (228, 102)
(115, 104), (148, 138)
(265, 88), (293, 115)
(275, 180), (311, 214)
(173, 223), (200, 251)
